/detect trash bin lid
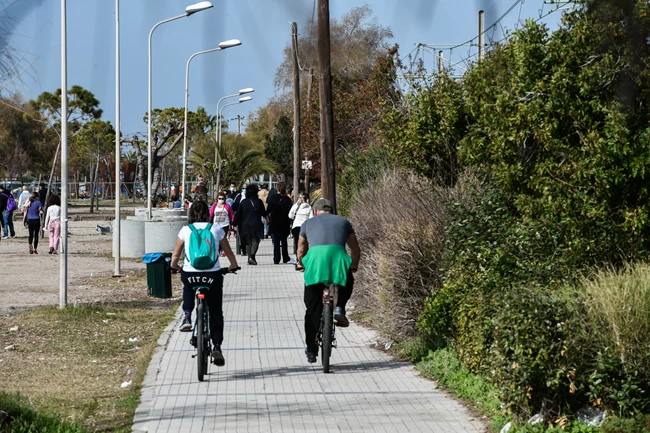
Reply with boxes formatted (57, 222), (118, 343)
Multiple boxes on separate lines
(142, 252), (165, 264)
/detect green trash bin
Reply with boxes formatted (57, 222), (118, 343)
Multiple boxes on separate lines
(143, 253), (172, 298)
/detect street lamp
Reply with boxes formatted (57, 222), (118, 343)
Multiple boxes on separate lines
(147, 1), (213, 220)
(181, 39), (242, 204)
(60, 0), (69, 307)
(215, 96), (252, 191)
(114, 0), (121, 277)
(214, 88), (254, 163)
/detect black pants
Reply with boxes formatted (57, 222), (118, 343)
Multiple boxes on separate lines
(181, 270), (224, 347)
(28, 219), (40, 249)
(242, 231), (260, 260)
(304, 272), (354, 354)
(272, 232), (290, 264)
(291, 227), (301, 256)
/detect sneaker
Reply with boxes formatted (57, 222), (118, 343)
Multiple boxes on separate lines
(334, 307), (349, 327)
(179, 318), (192, 332)
(212, 347), (225, 366)
(248, 258), (257, 265)
(49, 247), (54, 254)
(289, 258), (297, 265)
(29, 245), (33, 255)
(1, 236), (7, 240)
(11, 236), (16, 239)
(305, 349), (317, 363)
(33, 249), (38, 255)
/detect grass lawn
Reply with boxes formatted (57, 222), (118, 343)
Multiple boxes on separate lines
(0, 297), (177, 432)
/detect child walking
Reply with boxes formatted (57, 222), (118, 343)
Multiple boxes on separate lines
(44, 194), (62, 254)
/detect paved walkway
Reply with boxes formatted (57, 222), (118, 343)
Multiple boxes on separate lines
(133, 239), (484, 433)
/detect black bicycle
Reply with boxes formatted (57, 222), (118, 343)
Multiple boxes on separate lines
(318, 284), (339, 373)
(173, 266), (240, 382)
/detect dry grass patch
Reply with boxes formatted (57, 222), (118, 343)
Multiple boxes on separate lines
(0, 279), (178, 432)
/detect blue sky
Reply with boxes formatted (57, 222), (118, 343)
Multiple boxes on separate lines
(6, 0), (564, 137)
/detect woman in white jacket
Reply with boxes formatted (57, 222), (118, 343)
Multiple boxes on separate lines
(288, 193), (313, 258)
(44, 194), (62, 254)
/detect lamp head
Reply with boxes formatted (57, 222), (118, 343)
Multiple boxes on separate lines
(238, 88), (254, 95)
(185, 1), (213, 16)
(219, 39), (242, 49)
(238, 96), (252, 103)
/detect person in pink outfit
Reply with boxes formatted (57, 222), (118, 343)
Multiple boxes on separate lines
(44, 194), (61, 254)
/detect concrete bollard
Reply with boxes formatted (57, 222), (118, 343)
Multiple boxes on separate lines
(144, 220), (187, 254)
(120, 219), (146, 258)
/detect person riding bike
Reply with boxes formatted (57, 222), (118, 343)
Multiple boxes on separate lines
(296, 198), (361, 363)
(170, 200), (239, 366)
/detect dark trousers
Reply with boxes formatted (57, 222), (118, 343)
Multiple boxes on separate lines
(272, 232), (290, 264)
(242, 231), (260, 260)
(291, 227), (301, 255)
(181, 270), (225, 346)
(304, 272), (354, 354)
(28, 218), (40, 249)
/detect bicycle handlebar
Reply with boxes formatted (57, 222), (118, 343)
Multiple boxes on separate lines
(171, 266), (241, 275)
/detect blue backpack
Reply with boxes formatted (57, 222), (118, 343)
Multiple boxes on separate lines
(186, 223), (217, 269)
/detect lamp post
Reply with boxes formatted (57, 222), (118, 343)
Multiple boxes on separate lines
(214, 88), (254, 164)
(114, 0), (121, 277)
(60, 0), (68, 308)
(215, 96), (252, 191)
(147, 1), (213, 220)
(181, 39), (242, 205)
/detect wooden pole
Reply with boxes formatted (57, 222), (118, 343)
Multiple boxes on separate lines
(317, 0), (336, 213)
(291, 22), (301, 197)
(479, 10), (485, 62)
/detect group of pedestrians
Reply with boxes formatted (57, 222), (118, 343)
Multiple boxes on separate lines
(225, 182), (314, 266)
(0, 184), (61, 255)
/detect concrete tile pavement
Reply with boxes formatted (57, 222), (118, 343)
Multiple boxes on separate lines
(133, 239), (485, 433)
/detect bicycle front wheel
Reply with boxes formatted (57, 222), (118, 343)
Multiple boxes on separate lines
(197, 302), (207, 381)
(321, 302), (333, 373)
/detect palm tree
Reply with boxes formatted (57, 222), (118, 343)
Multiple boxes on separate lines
(188, 133), (277, 195)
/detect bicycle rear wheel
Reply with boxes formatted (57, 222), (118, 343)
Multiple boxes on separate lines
(321, 302), (333, 373)
(197, 303), (207, 381)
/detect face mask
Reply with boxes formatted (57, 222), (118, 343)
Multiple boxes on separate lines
(242, 189), (246, 194)
(218, 199), (225, 204)
(230, 187), (235, 191)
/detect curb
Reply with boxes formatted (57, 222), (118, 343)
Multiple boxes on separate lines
(132, 305), (182, 433)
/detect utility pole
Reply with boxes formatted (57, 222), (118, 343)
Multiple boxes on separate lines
(307, 67), (314, 105)
(291, 22), (301, 197)
(478, 10), (485, 62)
(237, 115), (242, 134)
(317, 0), (336, 213)
(438, 50), (444, 73)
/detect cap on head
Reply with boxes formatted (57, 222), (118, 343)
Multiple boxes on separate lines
(313, 198), (332, 211)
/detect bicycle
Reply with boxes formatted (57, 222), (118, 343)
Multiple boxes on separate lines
(318, 283), (339, 373)
(172, 266), (240, 382)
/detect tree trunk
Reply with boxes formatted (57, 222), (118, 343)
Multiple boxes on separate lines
(136, 155), (147, 203)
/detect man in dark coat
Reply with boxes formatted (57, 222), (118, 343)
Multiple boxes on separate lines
(233, 184), (267, 265)
(266, 182), (293, 264)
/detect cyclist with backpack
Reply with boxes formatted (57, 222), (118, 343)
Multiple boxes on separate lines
(170, 200), (239, 366)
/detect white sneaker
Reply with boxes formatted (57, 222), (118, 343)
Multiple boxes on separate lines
(289, 258), (297, 265)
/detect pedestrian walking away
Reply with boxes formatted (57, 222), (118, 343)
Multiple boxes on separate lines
(296, 198), (361, 363)
(170, 200), (239, 366)
(17, 186), (30, 213)
(233, 183), (267, 266)
(258, 184), (270, 238)
(289, 192), (314, 260)
(44, 194), (62, 254)
(25, 192), (44, 254)
(0, 185), (17, 239)
(267, 182), (293, 264)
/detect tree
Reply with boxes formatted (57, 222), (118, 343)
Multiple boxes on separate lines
(189, 133), (277, 194)
(74, 120), (115, 212)
(134, 107), (211, 201)
(30, 85), (103, 204)
(264, 116), (293, 178)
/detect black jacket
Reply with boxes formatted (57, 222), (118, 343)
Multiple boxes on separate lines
(234, 197), (267, 236)
(267, 194), (292, 235)
(0, 191), (10, 213)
